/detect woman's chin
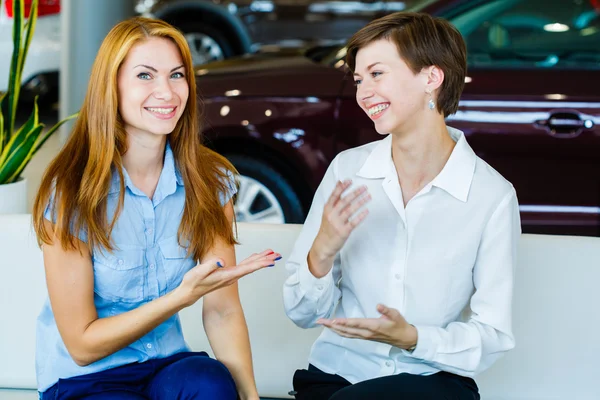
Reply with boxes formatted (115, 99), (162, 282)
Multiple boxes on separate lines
(373, 122), (393, 135)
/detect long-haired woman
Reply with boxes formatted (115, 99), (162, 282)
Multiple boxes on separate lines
(33, 17), (279, 400)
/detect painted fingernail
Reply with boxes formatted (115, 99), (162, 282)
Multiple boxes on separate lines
(268, 264), (275, 267)
(216, 261), (223, 268)
(274, 256), (282, 261)
(267, 251), (274, 255)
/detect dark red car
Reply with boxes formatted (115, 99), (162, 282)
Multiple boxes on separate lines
(197, 0), (600, 237)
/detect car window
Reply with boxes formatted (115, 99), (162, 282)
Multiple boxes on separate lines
(451, 0), (600, 69)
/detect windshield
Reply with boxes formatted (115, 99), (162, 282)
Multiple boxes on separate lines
(317, 0), (600, 70)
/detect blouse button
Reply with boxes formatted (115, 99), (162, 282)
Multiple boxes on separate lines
(146, 343), (152, 349)
(385, 361), (392, 367)
(394, 274), (401, 280)
(118, 259), (124, 265)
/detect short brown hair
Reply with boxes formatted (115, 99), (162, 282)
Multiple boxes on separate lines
(346, 12), (466, 117)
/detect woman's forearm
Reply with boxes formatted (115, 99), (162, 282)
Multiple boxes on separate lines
(73, 289), (186, 366)
(205, 308), (259, 399)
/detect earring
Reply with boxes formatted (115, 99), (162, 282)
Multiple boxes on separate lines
(428, 98), (435, 110)
(426, 90), (435, 110)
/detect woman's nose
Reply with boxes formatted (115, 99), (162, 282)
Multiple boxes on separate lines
(357, 85), (374, 103)
(153, 78), (174, 101)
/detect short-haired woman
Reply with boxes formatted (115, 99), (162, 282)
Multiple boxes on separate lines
(284, 11), (520, 400)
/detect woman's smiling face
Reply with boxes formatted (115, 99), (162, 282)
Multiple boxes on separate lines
(353, 39), (431, 135)
(117, 37), (189, 139)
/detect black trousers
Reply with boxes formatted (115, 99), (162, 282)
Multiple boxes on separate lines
(293, 364), (480, 400)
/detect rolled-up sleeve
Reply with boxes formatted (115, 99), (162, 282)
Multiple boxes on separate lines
(219, 168), (238, 206)
(406, 187), (520, 377)
(44, 184), (89, 243)
(283, 158), (343, 329)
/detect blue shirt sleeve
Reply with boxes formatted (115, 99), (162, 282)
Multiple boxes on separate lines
(219, 168), (238, 206)
(43, 185), (88, 243)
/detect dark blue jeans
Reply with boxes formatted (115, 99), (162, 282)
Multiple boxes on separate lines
(40, 351), (237, 400)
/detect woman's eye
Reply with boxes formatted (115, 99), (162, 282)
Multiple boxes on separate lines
(171, 71), (185, 79)
(371, 71), (382, 78)
(137, 72), (151, 80)
(353, 79), (362, 86)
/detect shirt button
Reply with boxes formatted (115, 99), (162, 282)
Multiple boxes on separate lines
(146, 343), (152, 349)
(146, 228), (153, 235)
(117, 259), (124, 265)
(395, 274), (401, 280)
(149, 264), (155, 270)
(316, 284), (323, 291)
(385, 361), (392, 367)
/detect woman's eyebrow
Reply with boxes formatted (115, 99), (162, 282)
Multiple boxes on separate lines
(133, 64), (184, 72)
(353, 62), (383, 77)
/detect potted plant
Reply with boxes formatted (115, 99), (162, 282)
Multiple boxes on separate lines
(0, 0), (76, 214)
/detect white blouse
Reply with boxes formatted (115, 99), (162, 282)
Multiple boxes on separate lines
(283, 127), (521, 383)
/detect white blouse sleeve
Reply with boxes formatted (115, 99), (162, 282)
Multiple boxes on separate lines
(283, 157), (343, 329)
(406, 188), (520, 377)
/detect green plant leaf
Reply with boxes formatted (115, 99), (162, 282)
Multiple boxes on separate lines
(0, 92), (5, 150)
(6, 0), (25, 144)
(31, 112), (78, 156)
(0, 124), (44, 184)
(0, 96), (40, 167)
(5, 0), (38, 150)
(20, 0), (38, 81)
(18, 94), (39, 137)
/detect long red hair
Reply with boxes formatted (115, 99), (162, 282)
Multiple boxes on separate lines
(33, 17), (236, 261)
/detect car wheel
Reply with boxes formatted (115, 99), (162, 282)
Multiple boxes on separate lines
(178, 22), (234, 65)
(227, 155), (304, 224)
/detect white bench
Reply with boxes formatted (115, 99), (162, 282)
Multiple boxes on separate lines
(1, 214), (599, 399)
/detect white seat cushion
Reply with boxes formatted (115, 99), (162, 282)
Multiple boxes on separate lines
(1, 215), (600, 399)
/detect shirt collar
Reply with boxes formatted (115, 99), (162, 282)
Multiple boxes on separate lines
(356, 134), (394, 180)
(108, 142), (184, 195)
(429, 127), (476, 202)
(356, 127), (476, 202)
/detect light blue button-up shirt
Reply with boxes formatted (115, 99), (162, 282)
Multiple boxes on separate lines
(36, 144), (236, 392)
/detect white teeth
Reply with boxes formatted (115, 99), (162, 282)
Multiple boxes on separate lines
(146, 107), (174, 114)
(368, 104), (389, 116)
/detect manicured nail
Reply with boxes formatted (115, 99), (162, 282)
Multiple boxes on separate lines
(268, 264), (275, 267)
(217, 261), (223, 268)
(267, 251), (274, 255)
(274, 256), (282, 261)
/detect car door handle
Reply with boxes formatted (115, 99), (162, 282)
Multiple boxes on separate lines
(534, 111), (594, 138)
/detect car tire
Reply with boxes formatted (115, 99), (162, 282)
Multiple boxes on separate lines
(177, 21), (235, 65)
(226, 154), (305, 224)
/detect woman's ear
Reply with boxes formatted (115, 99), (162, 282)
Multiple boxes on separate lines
(425, 65), (444, 93)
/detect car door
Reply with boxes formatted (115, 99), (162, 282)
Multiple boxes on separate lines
(445, 0), (600, 236)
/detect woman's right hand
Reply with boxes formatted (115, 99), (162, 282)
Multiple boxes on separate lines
(309, 180), (371, 277)
(176, 249), (281, 307)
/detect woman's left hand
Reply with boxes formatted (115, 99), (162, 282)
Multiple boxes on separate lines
(317, 304), (418, 350)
